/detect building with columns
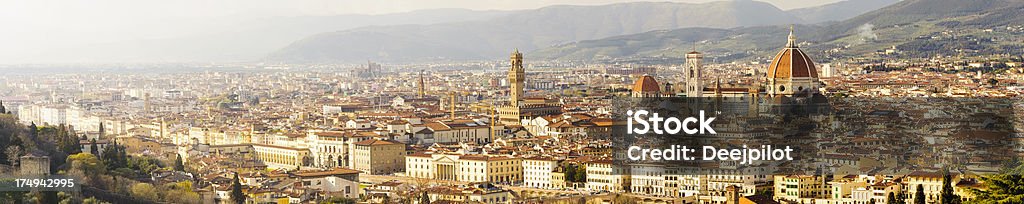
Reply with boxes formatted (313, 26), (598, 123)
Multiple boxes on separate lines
(406, 152), (523, 184)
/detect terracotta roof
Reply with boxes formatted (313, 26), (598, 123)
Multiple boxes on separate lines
(767, 46), (817, 79)
(743, 195), (780, 204)
(632, 75), (660, 93)
(408, 151), (432, 157)
(353, 139), (401, 146)
(424, 122), (450, 131)
(460, 155), (517, 162)
(292, 168), (360, 177)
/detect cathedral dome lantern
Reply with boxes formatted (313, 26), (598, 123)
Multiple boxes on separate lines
(766, 26), (820, 96)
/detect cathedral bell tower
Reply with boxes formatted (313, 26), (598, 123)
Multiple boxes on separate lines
(417, 70), (426, 98)
(685, 45), (704, 97)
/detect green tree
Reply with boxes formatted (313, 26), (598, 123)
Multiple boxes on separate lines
(164, 181), (201, 204)
(0, 191), (25, 204)
(0, 100), (6, 114)
(231, 173), (245, 204)
(28, 122), (37, 139)
(101, 140), (120, 169)
(941, 170), (961, 204)
(967, 163), (1024, 203)
(67, 153), (106, 184)
(564, 164), (576, 182)
(419, 191), (430, 204)
(896, 190), (907, 204)
(174, 154), (185, 171)
(101, 139), (128, 170)
(83, 197), (112, 204)
(888, 192), (897, 204)
(131, 183), (160, 201)
(574, 165), (587, 182)
(127, 156), (162, 175)
(90, 139), (99, 155)
(34, 191), (58, 204)
(914, 184), (926, 204)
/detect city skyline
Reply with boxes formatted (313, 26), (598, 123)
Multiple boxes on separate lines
(2, 0), (1024, 204)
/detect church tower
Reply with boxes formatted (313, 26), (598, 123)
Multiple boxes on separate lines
(509, 49), (525, 106)
(685, 46), (704, 97)
(417, 70), (426, 98)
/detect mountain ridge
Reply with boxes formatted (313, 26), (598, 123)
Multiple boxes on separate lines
(267, 0), (806, 63)
(532, 0), (1024, 62)
(787, 0), (900, 23)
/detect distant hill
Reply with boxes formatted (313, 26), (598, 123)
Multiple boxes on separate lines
(267, 1), (805, 63)
(787, 0), (900, 23)
(532, 26), (808, 62)
(34, 9), (514, 63)
(533, 0), (1024, 62)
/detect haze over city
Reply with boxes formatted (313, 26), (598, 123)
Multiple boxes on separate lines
(1, 0), (849, 64)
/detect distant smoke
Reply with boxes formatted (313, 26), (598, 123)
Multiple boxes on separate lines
(855, 24), (878, 45)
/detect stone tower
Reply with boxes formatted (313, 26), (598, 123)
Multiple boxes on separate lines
(417, 70), (426, 98)
(685, 46), (704, 97)
(508, 49), (525, 106)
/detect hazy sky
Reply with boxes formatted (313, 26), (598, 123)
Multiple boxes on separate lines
(0, 0), (843, 63)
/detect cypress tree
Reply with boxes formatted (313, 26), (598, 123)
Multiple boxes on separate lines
(231, 173), (245, 204)
(887, 192), (897, 204)
(29, 122), (37, 139)
(0, 100), (6, 114)
(419, 191), (430, 204)
(941, 170), (961, 204)
(174, 154), (185, 171)
(564, 164), (576, 182)
(914, 184), (926, 204)
(116, 140), (127, 168)
(71, 133), (81, 154)
(896, 190), (907, 204)
(90, 139), (99, 155)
